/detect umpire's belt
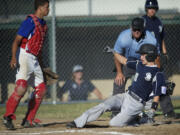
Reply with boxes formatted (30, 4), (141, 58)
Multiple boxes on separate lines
(128, 91), (145, 105)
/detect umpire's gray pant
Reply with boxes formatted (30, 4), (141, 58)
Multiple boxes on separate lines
(74, 93), (144, 127)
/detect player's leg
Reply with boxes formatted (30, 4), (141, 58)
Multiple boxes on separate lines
(138, 99), (155, 124)
(112, 66), (135, 117)
(68, 94), (125, 128)
(109, 93), (143, 127)
(3, 50), (31, 129)
(22, 61), (46, 127)
(111, 81), (126, 116)
(159, 95), (176, 118)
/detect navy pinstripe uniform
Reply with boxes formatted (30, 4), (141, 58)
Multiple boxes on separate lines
(68, 60), (165, 127)
(127, 60), (165, 102)
(143, 14), (175, 117)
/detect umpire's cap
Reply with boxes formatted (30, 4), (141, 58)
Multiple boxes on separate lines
(131, 17), (145, 32)
(72, 65), (83, 73)
(145, 0), (159, 11)
(136, 44), (158, 62)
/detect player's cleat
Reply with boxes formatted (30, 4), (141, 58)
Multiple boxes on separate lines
(3, 116), (16, 130)
(164, 111), (178, 119)
(66, 121), (77, 128)
(21, 119), (42, 128)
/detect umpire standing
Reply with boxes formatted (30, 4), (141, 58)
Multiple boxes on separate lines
(143, 0), (176, 118)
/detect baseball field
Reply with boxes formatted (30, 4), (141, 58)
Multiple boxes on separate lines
(0, 100), (180, 135)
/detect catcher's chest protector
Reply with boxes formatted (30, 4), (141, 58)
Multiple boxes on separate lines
(21, 14), (47, 56)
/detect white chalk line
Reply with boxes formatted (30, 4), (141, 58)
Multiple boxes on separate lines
(0, 129), (136, 135)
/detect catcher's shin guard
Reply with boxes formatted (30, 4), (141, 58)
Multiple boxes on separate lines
(4, 79), (27, 119)
(26, 82), (46, 123)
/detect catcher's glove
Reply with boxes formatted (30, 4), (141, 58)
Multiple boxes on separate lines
(165, 80), (176, 95)
(43, 67), (59, 85)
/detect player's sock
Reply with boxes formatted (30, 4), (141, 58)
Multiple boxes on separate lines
(4, 79), (27, 120)
(26, 82), (46, 123)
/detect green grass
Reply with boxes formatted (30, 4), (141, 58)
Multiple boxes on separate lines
(1, 100), (180, 120)
(0, 102), (105, 120)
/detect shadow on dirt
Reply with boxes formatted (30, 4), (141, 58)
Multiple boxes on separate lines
(42, 122), (67, 127)
(84, 124), (109, 128)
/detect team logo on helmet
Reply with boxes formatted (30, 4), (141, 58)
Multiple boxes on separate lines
(145, 72), (152, 81)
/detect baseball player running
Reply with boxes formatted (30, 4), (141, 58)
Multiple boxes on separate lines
(66, 44), (166, 128)
(3, 0), (49, 130)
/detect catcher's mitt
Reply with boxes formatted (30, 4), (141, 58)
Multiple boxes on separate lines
(165, 80), (176, 95)
(43, 67), (59, 85)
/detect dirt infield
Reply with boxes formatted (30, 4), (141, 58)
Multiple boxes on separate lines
(1, 116), (180, 135)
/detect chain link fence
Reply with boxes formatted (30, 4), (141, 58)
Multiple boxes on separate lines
(0, 0), (180, 104)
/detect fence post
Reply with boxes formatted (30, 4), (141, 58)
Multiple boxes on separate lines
(50, 0), (57, 104)
(88, 0), (92, 16)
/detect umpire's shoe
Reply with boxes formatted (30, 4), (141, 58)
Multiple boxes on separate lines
(66, 121), (77, 128)
(21, 119), (42, 128)
(3, 116), (16, 130)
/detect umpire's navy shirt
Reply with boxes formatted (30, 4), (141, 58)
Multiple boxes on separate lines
(127, 60), (166, 102)
(60, 80), (95, 101)
(143, 15), (165, 52)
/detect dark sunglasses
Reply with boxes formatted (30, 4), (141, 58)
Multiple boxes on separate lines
(147, 7), (157, 10)
(132, 29), (141, 32)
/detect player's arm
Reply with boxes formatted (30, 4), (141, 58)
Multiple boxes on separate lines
(114, 56), (125, 86)
(114, 53), (127, 65)
(93, 88), (103, 100)
(11, 17), (34, 69)
(10, 35), (23, 69)
(113, 32), (129, 85)
(156, 40), (168, 68)
(151, 96), (160, 111)
(159, 25), (168, 67)
(162, 40), (167, 54)
(151, 72), (166, 111)
(37, 52), (44, 68)
(114, 53), (138, 70)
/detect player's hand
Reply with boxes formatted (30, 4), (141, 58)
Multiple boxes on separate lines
(114, 73), (125, 86)
(160, 53), (168, 66)
(10, 57), (17, 69)
(146, 109), (155, 119)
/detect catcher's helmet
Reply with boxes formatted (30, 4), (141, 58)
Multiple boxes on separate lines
(145, 0), (159, 11)
(131, 17), (145, 32)
(136, 44), (158, 62)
